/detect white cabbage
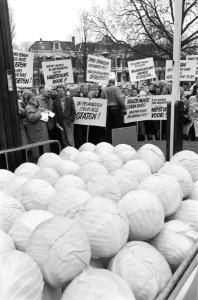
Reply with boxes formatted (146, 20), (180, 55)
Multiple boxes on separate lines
(26, 216), (91, 288)
(111, 169), (139, 196)
(189, 181), (198, 200)
(41, 283), (62, 300)
(98, 153), (123, 173)
(0, 169), (15, 191)
(109, 241), (172, 300)
(59, 146), (79, 161)
(0, 229), (15, 252)
(37, 152), (61, 168)
(33, 167), (60, 186)
(48, 187), (91, 216)
(14, 162), (40, 178)
(78, 162), (108, 183)
(9, 210), (53, 251)
(55, 175), (85, 192)
(87, 174), (122, 202)
(0, 250), (44, 300)
(76, 151), (99, 166)
(0, 194), (25, 233)
(3, 176), (28, 197)
(170, 150), (198, 182)
(139, 173), (182, 216)
(164, 220), (198, 241)
(68, 196), (129, 259)
(114, 144), (137, 163)
(17, 178), (56, 211)
(118, 190), (164, 240)
(158, 162), (193, 198)
(54, 160), (80, 176)
(94, 142), (114, 154)
(170, 200), (198, 230)
(79, 142), (96, 152)
(123, 159), (152, 182)
(137, 143), (165, 173)
(149, 225), (195, 271)
(61, 267), (135, 300)
(114, 143), (135, 152)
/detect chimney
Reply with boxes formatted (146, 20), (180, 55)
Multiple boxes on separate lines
(72, 36), (75, 46)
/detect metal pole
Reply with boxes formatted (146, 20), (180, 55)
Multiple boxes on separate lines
(169, 0), (183, 158)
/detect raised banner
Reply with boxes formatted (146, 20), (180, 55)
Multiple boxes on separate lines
(42, 59), (74, 86)
(151, 95), (169, 120)
(127, 57), (156, 82)
(73, 97), (107, 127)
(186, 55), (198, 77)
(13, 50), (34, 88)
(124, 96), (152, 123)
(165, 60), (196, 81)
(86, 55), (111, 84)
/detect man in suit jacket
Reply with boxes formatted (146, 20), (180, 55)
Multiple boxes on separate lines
(54, 85), (76, 147)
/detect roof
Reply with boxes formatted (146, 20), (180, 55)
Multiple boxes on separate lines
(29, 40), (74, 51)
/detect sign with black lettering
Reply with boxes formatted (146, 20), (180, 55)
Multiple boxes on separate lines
(128, 58), (156, 82)
(13, 50), (34, 87)
(42, 59), (74, 86)
(186, 55), (198, 77)
(124, 96), (152, 123)
(73, 97), (107, 127)
(86, 55), (111, 84)
(151, 95), (169, 120)
(165, 60), (196, 81)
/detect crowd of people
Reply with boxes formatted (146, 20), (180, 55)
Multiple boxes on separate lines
(17, 78), (198, 159)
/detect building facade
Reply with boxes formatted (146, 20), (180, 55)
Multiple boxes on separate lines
(28, 36), (164, 87)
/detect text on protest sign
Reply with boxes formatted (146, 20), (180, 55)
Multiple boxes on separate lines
(42, 59), (74, 86)
(86, 55), (111, 84)
(186, 55), (198, 77)
(151, 95), (169, 120)
(13, 51), (34, 88)
(165, 60), (196, 81)
(73, 97), (107, 127)
(124, 95), (169, 123)
(127, 57), (156, 82)
(124, 96), (152, 123)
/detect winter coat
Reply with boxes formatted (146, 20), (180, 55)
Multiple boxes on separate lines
(25, 103), (49, 143)
(54, 95), (76, 126)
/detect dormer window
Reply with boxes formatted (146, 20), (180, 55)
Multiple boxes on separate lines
(53, 41), (61, 50)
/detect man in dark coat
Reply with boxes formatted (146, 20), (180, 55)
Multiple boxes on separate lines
(101, 79), (126, 143)
(54, 85), (76, 147)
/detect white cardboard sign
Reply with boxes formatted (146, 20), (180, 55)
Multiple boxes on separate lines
(86, 55), (111, 84)
(13, 50), (34, 88)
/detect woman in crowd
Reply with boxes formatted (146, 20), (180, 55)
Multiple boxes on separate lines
(25, 93), (49, 158)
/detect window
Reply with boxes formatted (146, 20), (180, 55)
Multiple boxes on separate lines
(54, 42), (59, 50)
(117, 58), (121, 68)
(72, 58), (76, 68)
(111, 58), (116, 68)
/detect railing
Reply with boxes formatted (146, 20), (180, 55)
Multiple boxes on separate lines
(0, 140), (61, 170)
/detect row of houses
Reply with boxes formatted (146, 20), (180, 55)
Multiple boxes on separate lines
(28, 35), (165, 86)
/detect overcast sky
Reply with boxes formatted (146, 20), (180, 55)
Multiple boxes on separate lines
(8, 0), (107, 44)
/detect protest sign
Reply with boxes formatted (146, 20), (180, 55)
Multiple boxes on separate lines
(73, 97), (107, 127)
(124, 96), (152, 123)
(186, 55), (198, 77)
(13, 50), (34, 88)
(127, 57), (156, 82)
(86, 55), (111, 84)
(42, 59), (74, 86)
(151, 95), (169, 120)
(165, 60), (196, 81)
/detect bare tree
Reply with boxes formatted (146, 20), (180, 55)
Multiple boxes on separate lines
(69, 10), (97, 81)
(91, 0), (198, 60)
